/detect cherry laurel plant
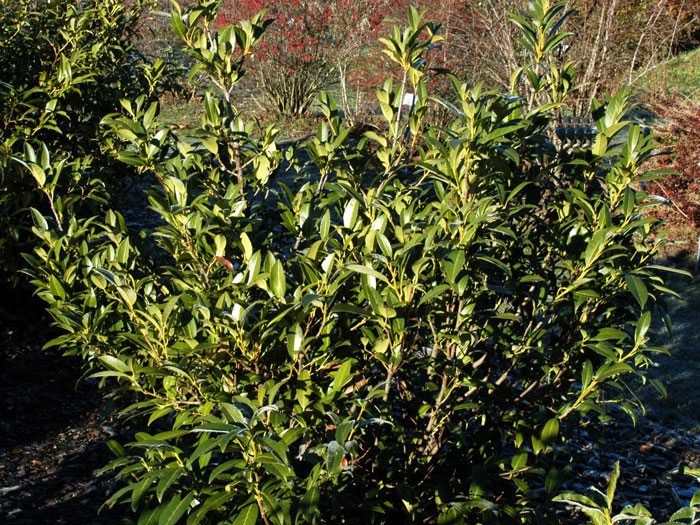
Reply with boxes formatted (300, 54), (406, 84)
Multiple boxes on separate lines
(24, 1), (683, 522)
(555, 463), (700, 524)
(0, 0), (155, 284)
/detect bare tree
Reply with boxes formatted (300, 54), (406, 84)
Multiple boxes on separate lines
(418, 0), (700, 112)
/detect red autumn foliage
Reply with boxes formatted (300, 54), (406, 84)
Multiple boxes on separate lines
(645, 98), (700, 250)
(216, 0), (401, 116)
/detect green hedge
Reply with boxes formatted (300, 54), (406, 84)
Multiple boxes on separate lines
(13, 0), (692, 522)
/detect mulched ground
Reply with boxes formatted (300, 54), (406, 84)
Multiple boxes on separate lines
(0, 285), (698, 523)
(0, 289), (131, 524)
(559, 418), (700, 520)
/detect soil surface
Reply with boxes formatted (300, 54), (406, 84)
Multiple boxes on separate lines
(0, 289), (131, 524)
(1, 277), (699, 523)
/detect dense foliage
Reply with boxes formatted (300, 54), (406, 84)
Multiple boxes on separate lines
(0, 0), (156, 284)
(5, 0), (697, 523)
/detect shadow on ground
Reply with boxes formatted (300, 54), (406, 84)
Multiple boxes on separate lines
(645, 270), (700, 430)
(0, 287), (129, 524)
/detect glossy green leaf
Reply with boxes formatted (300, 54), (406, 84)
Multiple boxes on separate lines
(159, 491), (195, 525)
(301, 486), (320, 522)
(99, 355), (130, 373)
(346, 264), (389, 283)
(271, 259), (286, 298)
(625, 274), (648, 309)
(232, 503), (259, 525)
(541, 418), (559, 446)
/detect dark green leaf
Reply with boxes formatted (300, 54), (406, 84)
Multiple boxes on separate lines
(625, 274), (648, 309)
(232, 503), (259, 525)
(159, 491), (195, 525)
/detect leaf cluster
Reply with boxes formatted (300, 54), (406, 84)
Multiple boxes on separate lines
(16, 2), (691, 523)
(0, 0), (157, 284)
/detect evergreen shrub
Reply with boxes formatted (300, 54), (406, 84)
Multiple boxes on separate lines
(0, 0), (155, 284)
(22, 1), (685, 522)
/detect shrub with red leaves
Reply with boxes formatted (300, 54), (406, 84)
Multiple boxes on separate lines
(646, 99), (700, 253)
(216, 0), (399, 117)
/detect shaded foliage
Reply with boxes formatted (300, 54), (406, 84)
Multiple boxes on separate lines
(0, 0), (155, 284)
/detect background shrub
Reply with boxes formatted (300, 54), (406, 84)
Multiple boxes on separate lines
(0, 0), (155, 284)
(644, 98), (700, 256)
(215, 0), (398, 117)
